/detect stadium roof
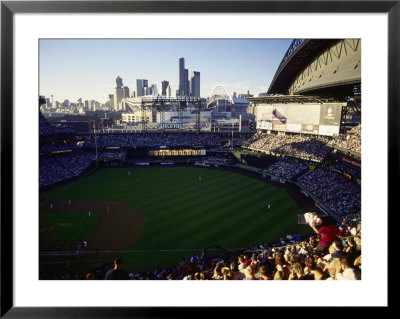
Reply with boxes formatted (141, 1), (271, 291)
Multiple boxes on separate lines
(267, 39), (342, 95)
(232, 97), (250, 104)
(248, 95), (344, 104)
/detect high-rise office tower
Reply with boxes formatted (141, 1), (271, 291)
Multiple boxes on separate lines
(116, 76), (123, 88)
(190, 71), (200, 97)
(136, 79), (143, 97)
(150, 84), (158, 96)
(161, 80), (169, 96)
(166, 84), (171, 98)
(123, 86), (130, 98)
(109, 94), (114, 110)
(179, 58), (185, 96)
(184, 69), (189, 96)
(114, 76), (124, 110)
(144, 87), (150, 95)
(136, 79), (148, 97)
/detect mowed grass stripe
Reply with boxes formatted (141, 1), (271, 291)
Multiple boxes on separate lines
(130, 183), (253, 248)
(119, 168), (252, 209)
(64, 167), (219, 200)
(177, 191), (291, 249)
(133, 184), (287, 249)
(116, 170), (262, 228)
(138, 174), (268, 225)
(77, 168), (230, 208)
(134, 175), (271, 235)
(223, 202), (303, 246)
(180, 189), (295, 248)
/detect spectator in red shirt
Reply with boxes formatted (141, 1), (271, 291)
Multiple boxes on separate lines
(310, 216), (339, 255)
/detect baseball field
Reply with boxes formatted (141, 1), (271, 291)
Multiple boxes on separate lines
(39, 166), (311, 278)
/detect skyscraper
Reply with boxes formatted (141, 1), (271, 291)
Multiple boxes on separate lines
(114, 76), (124, 110)
(179, 58), (185, 96)
(144, 86), (152, 96)
(115, 76), (123, 88)
(190, 71), (200, 97)
(150, 84), (158, 96)
(136, 79), (143, 97)
(109, 94), (114, 110)
(184, 69), (189, 96)
(123, 86), (130, 98)
(136, 79), (148, 97)
(161, 80), (169, 96)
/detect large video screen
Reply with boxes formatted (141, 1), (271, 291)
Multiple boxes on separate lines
(256, 103), (344, 136)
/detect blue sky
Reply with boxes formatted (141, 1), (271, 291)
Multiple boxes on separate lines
(39, 39), (292, 103)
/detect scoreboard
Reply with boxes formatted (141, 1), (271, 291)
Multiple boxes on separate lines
(149, 149), (206, 156)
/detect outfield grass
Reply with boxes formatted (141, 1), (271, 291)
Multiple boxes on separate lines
(39, 166), (311, 276)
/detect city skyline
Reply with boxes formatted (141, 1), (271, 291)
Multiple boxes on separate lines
(39, 39), (292, 103)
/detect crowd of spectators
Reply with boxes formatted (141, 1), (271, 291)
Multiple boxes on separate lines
(98, 151), (126, 160)
(202, 155), (234, 164)
(39, 151), (95, 187)
(327, 125), (361, 154)
(298, 167), (361, 217)
(39, 133), (223, 154)
(332, 161), (361, 180)
(242, 132), (331, 162)
(263, 158), (311, 180)
(39, 112), (75, 136)
(53, 216), (361, 281)
(87, 133), (222, 148)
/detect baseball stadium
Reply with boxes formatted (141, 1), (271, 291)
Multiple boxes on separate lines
(39, 39), (361, 280)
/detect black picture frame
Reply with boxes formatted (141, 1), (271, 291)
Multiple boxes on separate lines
(1, 0), (396, 317)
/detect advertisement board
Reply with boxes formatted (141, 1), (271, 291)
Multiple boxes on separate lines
(319, 104), (342, 126)
(287, 104), (321, 125)
(272, 123), (286, 131)
(257, 104), (274, 121)
(301, 124), (319, 134)
(286, 123), (302, 133)
(343, 158), (361, 168)
(319, 125), (340, 136)
(257, 120), (273, 130)
(272, 105), (287, 123)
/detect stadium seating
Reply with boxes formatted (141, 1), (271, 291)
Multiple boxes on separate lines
(39, 111), (362, 280)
